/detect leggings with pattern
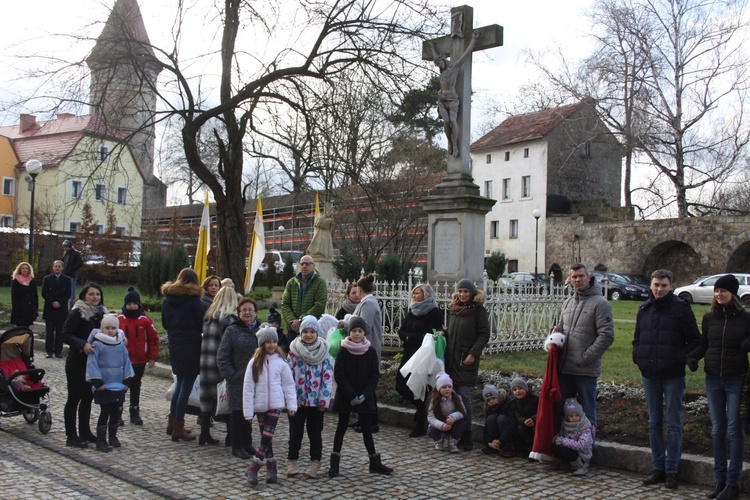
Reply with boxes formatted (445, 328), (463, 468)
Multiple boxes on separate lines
(254, 410), (280, 460)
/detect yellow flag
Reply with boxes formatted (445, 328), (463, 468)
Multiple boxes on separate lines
(244, 198), (266, 294)
(193, 192), (210, 284)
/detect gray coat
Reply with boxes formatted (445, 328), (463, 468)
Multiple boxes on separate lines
(353, 295), (382, 364)
(557, 280), (614, 377)
(217, 319), (259, 411)
(200, 314), (237, 413)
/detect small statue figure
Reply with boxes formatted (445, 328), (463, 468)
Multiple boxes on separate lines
(307, 202), (335, 260)
(430, 29), (480, 157)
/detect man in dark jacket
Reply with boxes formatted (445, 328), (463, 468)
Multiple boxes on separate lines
(62, 239), (83, 309)
(555, 263), (614, 430)
(633, 269), (700, 490)
(41, 260), (72, 358)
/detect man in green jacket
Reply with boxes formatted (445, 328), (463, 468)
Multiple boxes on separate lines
(281, 255), (328, 343)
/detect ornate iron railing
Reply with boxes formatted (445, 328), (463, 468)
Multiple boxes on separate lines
(326, 274), (569, 353)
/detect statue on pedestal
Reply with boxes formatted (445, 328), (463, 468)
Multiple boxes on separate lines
(307, 202), (335, 260)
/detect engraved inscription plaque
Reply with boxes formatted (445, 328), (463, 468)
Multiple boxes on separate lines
(433, 219), (460, 274)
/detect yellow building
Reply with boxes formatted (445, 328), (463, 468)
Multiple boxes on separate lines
(0, 135), (19, 227)
(0, 113), (145, 237)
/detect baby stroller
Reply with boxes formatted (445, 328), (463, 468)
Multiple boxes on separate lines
(0, 326), (52, 433)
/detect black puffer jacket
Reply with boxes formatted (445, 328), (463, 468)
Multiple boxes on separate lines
(694, 305), (750, 377)
(161, 282), (204, 378)
(632, 291), (701, 379)
(333, 346), (379, 415)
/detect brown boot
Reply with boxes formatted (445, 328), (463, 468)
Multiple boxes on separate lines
(167, 414), (174, 435)
(171, 420), (196, 442)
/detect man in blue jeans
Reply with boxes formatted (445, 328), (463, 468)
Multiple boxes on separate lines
(633, 269), (700, 490)
(554, 264), (614, 440)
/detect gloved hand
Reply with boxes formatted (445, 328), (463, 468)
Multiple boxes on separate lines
(350, 394), (365, 406)
(686, 358), (699, 372)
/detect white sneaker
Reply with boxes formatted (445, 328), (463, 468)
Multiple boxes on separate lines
(434, 434), (446, 451)
(448, 438), (460, 453)
(572, 459), (588, 476)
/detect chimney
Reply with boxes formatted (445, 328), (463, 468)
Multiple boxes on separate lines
(20, 114), (36, 133)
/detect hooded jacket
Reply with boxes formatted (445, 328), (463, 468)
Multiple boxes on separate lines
(161, 282), (204, 377)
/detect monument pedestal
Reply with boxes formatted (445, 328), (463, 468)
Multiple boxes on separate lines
(315, 258), (334, 281)
(422, 176), (495, 283)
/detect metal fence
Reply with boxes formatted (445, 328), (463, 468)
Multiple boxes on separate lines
(326, 275), (570, 354)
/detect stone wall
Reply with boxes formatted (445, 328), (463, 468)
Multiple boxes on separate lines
(545, 214), (750, 285)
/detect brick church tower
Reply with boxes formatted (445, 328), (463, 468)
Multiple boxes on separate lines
(86, 0), (166, 209)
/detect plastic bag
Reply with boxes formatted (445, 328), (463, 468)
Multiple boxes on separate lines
(215, 380), (230, 416)
(317, 314), (339, 341)
(434, 334), (446, 362)
(328, 328), (346, 358)
(399, 334), (444, 401)
(165, 374), (201, 408)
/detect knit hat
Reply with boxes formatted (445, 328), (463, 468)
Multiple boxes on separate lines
(563, 398), (584, 417)
(267, 307), (281, 325)
(100, 313), (119, 329)
(256, 323), (278, 345)
(482, 384), (500, 402)
(455, 278), (476, 295)
(299, 315), (320, 334)
(124, 286), (141, 305)
(436, 372), (453, 389)
(347, 315), (367, 334)
(511, 377), (528, 393)
(714, 274), (740, 297)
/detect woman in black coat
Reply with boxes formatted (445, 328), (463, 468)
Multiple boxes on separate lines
(217, 297), (260, 459)
(61, 282), (105, 448)
(396, 283), (443, 437)
(161, 268), (205, 442)
(10, 261), (38, 327)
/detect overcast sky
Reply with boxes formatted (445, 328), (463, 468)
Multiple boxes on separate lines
(0, 0), (595, 130)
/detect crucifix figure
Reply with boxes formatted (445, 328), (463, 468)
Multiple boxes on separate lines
(423, 6), (503, 173)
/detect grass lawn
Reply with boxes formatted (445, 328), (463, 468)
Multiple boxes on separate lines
(481, 299), (711, 394)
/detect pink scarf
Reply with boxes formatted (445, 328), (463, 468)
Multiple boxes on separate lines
(15, 274), (33, 286)
(341, 337), (371, 356)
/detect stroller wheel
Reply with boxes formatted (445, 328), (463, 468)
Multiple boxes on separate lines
(23, 409), (40, 424)
(38, 411), (52, 434)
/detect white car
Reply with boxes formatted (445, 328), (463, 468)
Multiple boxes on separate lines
(674, 273), (750, 305)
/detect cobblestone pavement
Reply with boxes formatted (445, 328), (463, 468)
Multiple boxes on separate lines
(0, 355), (713, 499)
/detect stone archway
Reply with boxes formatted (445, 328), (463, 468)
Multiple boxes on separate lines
(643, 240), (701, 286)
(727, 241), (750, 273)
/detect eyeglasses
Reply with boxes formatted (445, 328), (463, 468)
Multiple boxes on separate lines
(300, 262), (314, 267)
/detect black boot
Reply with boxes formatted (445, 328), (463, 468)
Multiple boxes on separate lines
(409, 406), (427, 437)
(96, 426), (112, 452)
(707, 482), (727, 499)
(129, 406), (143, 425)
(368, 453), (393, 475)
(328, 452), (341, 477)
(457, 430), (473, 451)
(716, 485), (740, 500)
(118, 405), (125, 427)
(109, 424), (121, 448)
(199, 412), (219, 445)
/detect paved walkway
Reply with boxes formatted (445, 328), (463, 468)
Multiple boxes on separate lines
(1, 354), (713, 499)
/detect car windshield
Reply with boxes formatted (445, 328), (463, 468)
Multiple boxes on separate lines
(608, 274), (629, 284)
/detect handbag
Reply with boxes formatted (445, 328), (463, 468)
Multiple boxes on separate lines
(164, 374), (201, 408)
(215, 380), (230, 416)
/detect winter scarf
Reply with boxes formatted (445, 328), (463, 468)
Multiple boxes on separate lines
(450, 301), (479, 318)
(341, 337), (371, 356)
(340, 298), (358, 315)
(410, 296), (438, 317)
(72, 299), (105, 321)
(289, 335), (330, 365)
(122, 305), (143, 317)
(14, 274), (33, 286)
(561, 399), (592, 437)
(94, 331), (121, 345)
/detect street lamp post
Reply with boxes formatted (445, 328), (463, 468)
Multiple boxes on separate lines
(278, 225), (285, 252)
(533, 208), (542, 280)
(25, 160), (43, 264)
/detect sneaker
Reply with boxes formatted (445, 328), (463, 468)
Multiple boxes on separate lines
(573, 461), (589, 476)
(447, 438), (460, 453)
(434, 437), (445, 451)
(501, 447), (517, 458)
(45, 353), (53, 358)
(665, 474), (678, 489)
(55, 354), (63, 358)
(642, 470), (666, 485)
(65, 436), (88, 448)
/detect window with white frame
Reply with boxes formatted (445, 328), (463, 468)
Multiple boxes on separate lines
(99, 144), (110, 163)
(509, 219), (518, 238)
(2, 177), (14, 196)
(484, 180), (492, 199)
(490, 220), (499, 239)
(504, 151), (510, 161)
(521, 176), (531, 198)
(502, 178), (511, 200)
(93, 223), (104, 235)
(0, 215), (12, 227)
(486, 154), (492, 164)
(95, 183), (106, 202)
(117, 187), (128, 205)
(69, 221), (82, 232)
(71, 179), (83, 199)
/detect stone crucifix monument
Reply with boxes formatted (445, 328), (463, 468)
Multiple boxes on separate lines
(421, 5), (502, 282)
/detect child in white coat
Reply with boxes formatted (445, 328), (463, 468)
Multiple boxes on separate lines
(243, 325), (297, 486)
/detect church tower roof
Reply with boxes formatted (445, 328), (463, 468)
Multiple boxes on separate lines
(88, 0), (157, 64)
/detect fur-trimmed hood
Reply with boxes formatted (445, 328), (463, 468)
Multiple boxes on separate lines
(161, 281), (203, 298)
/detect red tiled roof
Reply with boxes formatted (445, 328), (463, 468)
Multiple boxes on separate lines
(0, 114), (126, 167)
(471, 102), (586, 151)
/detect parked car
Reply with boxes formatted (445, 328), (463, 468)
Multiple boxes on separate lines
(591, 271), (650, 301)
(674, 273), (750, 305)
(508, 272), (548, 293)
(258, 250), (302, 274)
(620, 274), (648, 286)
